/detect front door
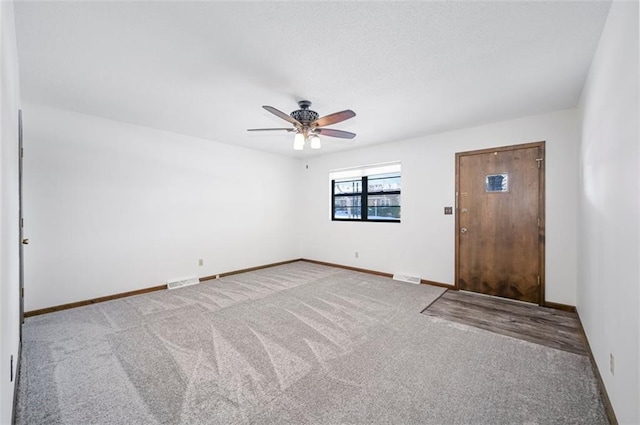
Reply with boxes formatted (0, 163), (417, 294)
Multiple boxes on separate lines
(455, 142), (545, 304)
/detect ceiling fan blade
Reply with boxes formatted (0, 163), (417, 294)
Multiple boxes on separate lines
(315, 128), (356, 139)
(312, 110), (356, 127)
(247, 128), (295, 132)
(263, 106), (301, 126)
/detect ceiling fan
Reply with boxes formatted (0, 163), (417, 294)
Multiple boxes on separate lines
(247, 100), (356, 150)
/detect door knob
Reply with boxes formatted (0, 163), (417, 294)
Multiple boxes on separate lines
(22, 238), (29, 245)
(460, 228), (468, 234)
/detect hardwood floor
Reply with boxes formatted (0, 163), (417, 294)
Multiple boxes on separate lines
(422, 289), (587, 356)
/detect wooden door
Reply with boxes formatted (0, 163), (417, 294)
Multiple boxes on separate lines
(455, 142), (545, 304)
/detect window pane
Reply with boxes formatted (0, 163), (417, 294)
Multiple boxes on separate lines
(367, 206), (401, 220)
(334, 179), (362, 195)
(334, 196), (362, 219)
(367, 194), (400, 219)
(367, 194), (401, 207)
(334, 207), (362, 219)
(368, 175), (401, 193)
(485, 173), (508, 192)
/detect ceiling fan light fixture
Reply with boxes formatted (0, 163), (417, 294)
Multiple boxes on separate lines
(293, 132), (305, 150)
(309, 134), (321, 149)
(249, 101), (356, 150)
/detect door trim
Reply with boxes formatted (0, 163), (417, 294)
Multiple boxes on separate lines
(454, 141), (545, 305)
(18, 109), (24, 335)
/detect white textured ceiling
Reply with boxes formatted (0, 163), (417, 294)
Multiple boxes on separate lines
(14, 1), (611, 158)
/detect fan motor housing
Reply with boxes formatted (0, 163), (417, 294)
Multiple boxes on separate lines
(290, 100), (318, 123)
(291, 109), (319, 123)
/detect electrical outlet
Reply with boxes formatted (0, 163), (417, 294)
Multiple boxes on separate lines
(610, 352), (614, 375)
(355, 251), (359, 258)
(444, 206), (453, 215)
(198, 259), (204, 267)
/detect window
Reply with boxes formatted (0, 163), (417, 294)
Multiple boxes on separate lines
(331, 162), (401, 222)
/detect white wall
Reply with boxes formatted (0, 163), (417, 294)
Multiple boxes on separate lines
(22, 104), (302, 311)
(577, 1), (639, 423)
(301, 108), (579, 305)
(0, 1), (21, 423)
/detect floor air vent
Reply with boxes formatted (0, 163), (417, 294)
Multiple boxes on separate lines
(167, 276), (200, 290)
(392, 274), (421, 284)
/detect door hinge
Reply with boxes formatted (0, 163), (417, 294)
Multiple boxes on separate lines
(20, 148), (24, 158)
(537, 218), (540, 228)
(537, 275), (541, 286)
(536, 158), (543, 168)
(21, 287), (24, 298)
(20, 218), (23, 228)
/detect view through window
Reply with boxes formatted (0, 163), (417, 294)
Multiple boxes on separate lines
(331, 162), (401, 222)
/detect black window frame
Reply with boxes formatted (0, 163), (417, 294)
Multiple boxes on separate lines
(332, 174), (401, 223)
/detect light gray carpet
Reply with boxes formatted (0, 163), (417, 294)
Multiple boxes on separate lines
(16, 262), (607, 424)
